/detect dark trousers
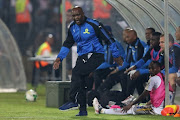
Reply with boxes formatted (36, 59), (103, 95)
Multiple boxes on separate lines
(93, 67), (114, 90)
(98, 70), (127, 94)
(69, 53), (104, 111)
(126, 73), (149, 97)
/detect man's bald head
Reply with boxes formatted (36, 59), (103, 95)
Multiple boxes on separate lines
(123, 28), (131, 33)
(122, 28), (131, 43)
(71, 6), (85, 25)
(128, 29), (137, 37)
(126, 29), (138, 44)
(72, 6), (84, 14)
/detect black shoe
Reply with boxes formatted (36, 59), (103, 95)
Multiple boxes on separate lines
(76, 111), (88, 116)
(59, 102), (78, 111)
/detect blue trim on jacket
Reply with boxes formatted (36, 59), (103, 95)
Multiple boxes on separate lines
(118, 38), (146, 71)
(57, 46), (70, 61)
(97, 40), (125, 69)
(138, 68), (149, 75)
(135, 48), (163, 69)
(57, 17), (121, 60)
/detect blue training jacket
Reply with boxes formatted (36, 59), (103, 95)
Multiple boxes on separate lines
(118, 38), (146, 71)
(161, 44), (179, 74)
(135, 47), (164, 75)
(97, 40), (125, 69)
(57, 17), (121, 61)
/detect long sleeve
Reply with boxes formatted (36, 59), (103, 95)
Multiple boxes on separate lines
(138, 68), (149, 75)
(57, 28), (75, 61)
(135, 49), (151, 68)
(57, 46), (70, 61)
(118, 60), (129, 71)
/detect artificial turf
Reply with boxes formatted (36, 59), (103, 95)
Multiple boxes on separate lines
(0, 84), (178, 120)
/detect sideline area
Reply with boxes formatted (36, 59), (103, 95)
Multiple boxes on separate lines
(0, 84), (179, 120)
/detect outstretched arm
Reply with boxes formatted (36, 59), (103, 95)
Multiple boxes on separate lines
(124, 65), (136, 74)
(53, 27), (75, 70)
(53, 58), (61, 70)
(122, 90), (149, 112)
(125, 49), (152, 74)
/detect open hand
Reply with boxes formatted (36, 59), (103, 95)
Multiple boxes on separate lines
(108, 68), (119, 77)
(124, 65), (136, 74)
(122, 104), (132, 112)
(53, 58), (61, 70)
(114, 57), (123, 66)
(127, 70), (136, 80)
(131, 71), (140, 80)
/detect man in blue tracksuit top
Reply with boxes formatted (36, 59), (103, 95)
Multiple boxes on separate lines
(125, 32), (163, 75)
(97, 29), (147, 99)
(124, 32), (163, 97)
(53, 6), (123, 116)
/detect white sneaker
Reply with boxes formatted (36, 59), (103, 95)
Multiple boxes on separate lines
(121, 95), (135, 105)
(93, 97), (102, 114)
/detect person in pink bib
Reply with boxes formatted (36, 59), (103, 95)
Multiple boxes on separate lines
(93, 61), (165, 115)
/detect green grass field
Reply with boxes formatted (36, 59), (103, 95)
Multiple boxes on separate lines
(0, 84), (179, 120)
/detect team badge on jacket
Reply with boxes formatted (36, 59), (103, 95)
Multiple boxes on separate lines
(83, 28), (90, 34)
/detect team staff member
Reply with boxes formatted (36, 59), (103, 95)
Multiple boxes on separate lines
(159, 34), (179, 104)
(97, 29), (147, 99)
(53, 6), (123, 116)
(125, 32), (163, 75)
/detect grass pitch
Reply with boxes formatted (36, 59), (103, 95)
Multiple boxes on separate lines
(0, 84), (178, 120)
